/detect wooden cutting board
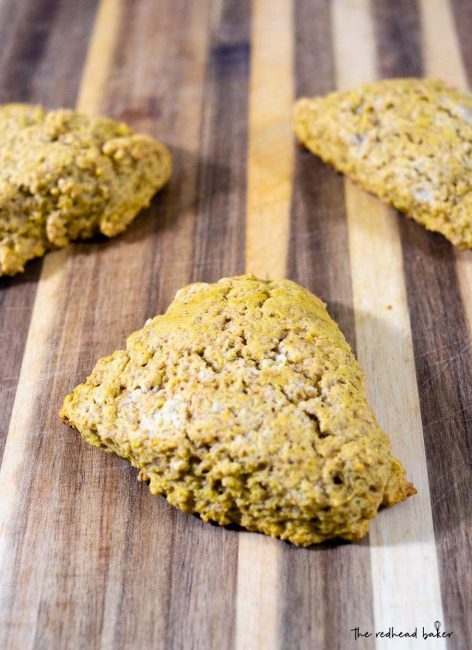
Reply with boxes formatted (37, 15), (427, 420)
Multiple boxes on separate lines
(0, 1), (470, 648)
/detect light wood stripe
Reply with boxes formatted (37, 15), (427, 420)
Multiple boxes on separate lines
(0, 255), (66, 632)
(332, 1), (445, 647)
(245, 0), (293, 280)
(419, 0), (466, 84)
(419, 0), (472, 333)
(76, 0), (120, 115)
(237, 1), (293, 647)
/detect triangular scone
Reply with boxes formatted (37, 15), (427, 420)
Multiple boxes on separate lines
(293, 78), (472, 249)
(61, 275), (415, 546)
(0, 104), (171, 276)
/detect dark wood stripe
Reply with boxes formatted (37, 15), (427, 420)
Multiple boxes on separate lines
(373, 1), (472, 646)
(371, 0), (422, 78)
(0, 0), (97, 107)
(281, 2), (375, 649)
(288, 0), (355, 346)
(0, 0), (28, 67)
(400, 226), (472, 650)
(0, 0), (98, 464)
(451, 0), (472, 82)
(167, 2), (250, 648)
(191, 0), (250, 282)
(0, 0), (61, 104)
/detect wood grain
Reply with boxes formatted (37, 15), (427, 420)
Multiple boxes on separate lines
(371, 2), (472, 645)
(164, 2), (250, 647)
(245, 0), (293, 281)
(333, 4), (445, 649)
(282, 3), (375, 650)
(411, 1), (472, 641)
(191, 0), (249, 284)
(0, 0), (98, 463)
(237, 1), (294, 648)
(0, 0), (471, 648)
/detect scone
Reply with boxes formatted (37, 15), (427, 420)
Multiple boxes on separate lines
(0, 104), (172, 276)
(293, 78), (472, 248)
(61, 275), (415, 546)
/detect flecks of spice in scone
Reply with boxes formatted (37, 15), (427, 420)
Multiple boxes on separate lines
(0, 103), (172, 276)
(60, 275), (415, 547)
(293, 78), (472, 249)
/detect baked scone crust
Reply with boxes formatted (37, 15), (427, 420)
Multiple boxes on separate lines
(61, 275), (415, 546)
(294, 78), (472, 248)
(0, 104), (172, 276)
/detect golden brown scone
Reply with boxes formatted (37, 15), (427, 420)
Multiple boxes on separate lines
(61, 275), (415, 546)
(0, 104), (171, 276)
(293, 78), (472, 248)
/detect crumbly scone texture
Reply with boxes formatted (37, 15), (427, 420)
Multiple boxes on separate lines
(293, 77), (472, 249)
(61, 275), (415, 546)
(0, 103), (172, 276)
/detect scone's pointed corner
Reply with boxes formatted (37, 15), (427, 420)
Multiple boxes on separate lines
(149, 138), (173, 187)
(59, 393), (72, 424)
(383, 457), (417, 508)
(406, 482), (418, 497)
(292, 97), (313, 144)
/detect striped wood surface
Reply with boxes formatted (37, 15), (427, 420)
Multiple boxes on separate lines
(0, 1), (471, 648)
